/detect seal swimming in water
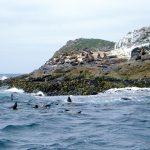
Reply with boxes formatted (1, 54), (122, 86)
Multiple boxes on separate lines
(77, 111), (82, 114)
(44, 104), (51, 108)
(33, 105), (39, 109)
(11, 93), (13, 101)
(65, 109), (70, 112)
(11, 102), (17, 110)
(67, 96), (72, 103)
(121, 97), (131, 101)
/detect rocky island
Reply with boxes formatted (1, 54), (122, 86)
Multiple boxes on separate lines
(2, 26), (150, 95)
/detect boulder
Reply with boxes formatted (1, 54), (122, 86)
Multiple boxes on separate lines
(131, 47), (141, 58)
(141, 54), (150, 61)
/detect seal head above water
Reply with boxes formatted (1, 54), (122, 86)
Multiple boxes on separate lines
(67, 97), (72, 103)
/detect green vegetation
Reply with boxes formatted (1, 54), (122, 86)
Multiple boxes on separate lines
(4, 63), (150, 96)
(53, 38), (115, 58)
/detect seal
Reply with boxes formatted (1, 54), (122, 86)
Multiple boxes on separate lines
(33, 105), (39, 109)
(77, 111), (82, 114)
(11, 93), (13, 101)
(65, 109), (70, 112)
(121, 97), (131, 101)
(44, 104), (51, 108)
(12, 102), (17, 110)
(67, 96), (72, 103)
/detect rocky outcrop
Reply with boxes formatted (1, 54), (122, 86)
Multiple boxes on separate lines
(31, 50), (123, 78)
(115, 27), (150, 49)
(131, 46), (150, 61)
(2, 27), (150, 96)
(111, 26), (150, 59)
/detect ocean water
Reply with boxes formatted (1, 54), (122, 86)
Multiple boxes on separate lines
(0, 75), (150, 150)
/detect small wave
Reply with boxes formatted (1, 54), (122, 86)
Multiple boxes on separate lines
(0, 76), (8, 81)
(104, 87), (150, 94)
(0, 139), (16, 148)
(2, 123), (39, 131)
(25, 144), (53, 150)
(5, 87), (24, 93)
(32, 91), (45, 97)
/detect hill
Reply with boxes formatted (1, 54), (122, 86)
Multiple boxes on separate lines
(53, 38), (115, 58)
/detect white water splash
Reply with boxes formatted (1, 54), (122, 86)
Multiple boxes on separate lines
(5, 87), (24, 93)
(0, 76), (8, 81)
(32, 91), (45, 96)
(104, 87), (150, 93)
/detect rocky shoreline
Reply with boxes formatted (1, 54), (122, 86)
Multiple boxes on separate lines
(3, 74), (150, 96)
(3, 59), (150, 96)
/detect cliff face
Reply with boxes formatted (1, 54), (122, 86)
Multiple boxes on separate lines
(115, 26), (150, 48)
(111, 26), (150, 59)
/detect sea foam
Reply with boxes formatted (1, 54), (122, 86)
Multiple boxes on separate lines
(5, 87), (24, 93)
(32, 91), (45, 96)
(104, 87), (150, 94)
(0, 76), (8, 81)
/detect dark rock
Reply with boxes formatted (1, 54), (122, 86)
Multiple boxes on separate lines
(141, 54), (150, 61)
(135, 55), (141, 60)
(91, 91), (98, 95)
(131, 47), (141, 58)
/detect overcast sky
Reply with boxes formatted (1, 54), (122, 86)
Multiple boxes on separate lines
(0, 0), (150, 73)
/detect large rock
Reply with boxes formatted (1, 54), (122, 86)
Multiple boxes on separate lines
(111, 26), (150, 59)
(115, 26), (150, 49)
(131, 46), (150, 60)
(141, 54), (150, 61)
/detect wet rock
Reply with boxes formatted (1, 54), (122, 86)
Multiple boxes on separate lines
(141, 54), (150, 61)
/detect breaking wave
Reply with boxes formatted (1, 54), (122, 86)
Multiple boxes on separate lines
(5, 87), (24, 93)
(0, 76), (8, 81)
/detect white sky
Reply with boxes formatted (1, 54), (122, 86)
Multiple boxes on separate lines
(0, 0), (150, 73)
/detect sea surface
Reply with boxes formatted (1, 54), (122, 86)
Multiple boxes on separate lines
(0, 75), (150, 150)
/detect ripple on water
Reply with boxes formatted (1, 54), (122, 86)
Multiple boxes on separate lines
(2, 123), (39, 132)
(0, 139), (17, 149)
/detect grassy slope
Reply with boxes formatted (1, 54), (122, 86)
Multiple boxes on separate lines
(53, 38), (115, 58)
